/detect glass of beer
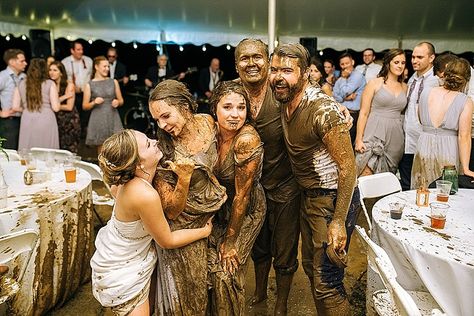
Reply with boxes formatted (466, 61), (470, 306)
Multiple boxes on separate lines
(429, 202), (449, 229)
(435, 180), (452, 202)
(64, 158), (77, 183)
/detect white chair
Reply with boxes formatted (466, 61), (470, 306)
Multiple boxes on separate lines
(2, 149), (20, 161)
(357, 172), (401, 232)
(0, 229), (39, 304)
(355, 225), (445, 316)
(75, 161), (114, 225)
(29, 147), (74, 160)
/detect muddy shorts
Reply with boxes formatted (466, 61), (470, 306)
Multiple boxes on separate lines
(109, 278), (150, 316)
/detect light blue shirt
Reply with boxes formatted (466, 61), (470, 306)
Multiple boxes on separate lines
(0, 67), (25, 117)
(332, 70), (366, 111)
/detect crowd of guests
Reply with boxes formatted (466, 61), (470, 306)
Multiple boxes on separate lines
(1, 38), (473, 316)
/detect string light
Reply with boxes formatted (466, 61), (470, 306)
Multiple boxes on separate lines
(156, 45), (161, 52)
(21, 35), (27, 40)
(179, 45), (184, 52)
(88, 39), (93, 44)
(202, 45), (207, 52)
(5, 35), (10, 41)
(133, 42), (138, 49)
(226, 44), (231, 50)
(111, 42), (116, 47)
(319, 50), (324, 56)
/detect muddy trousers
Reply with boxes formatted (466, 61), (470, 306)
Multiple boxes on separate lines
(300, 188), (360, 315)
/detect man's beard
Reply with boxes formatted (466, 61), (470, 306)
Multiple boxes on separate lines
(272, 75), (306, 103)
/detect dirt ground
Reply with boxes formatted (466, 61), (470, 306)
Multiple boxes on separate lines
(44, 144), (370, 316)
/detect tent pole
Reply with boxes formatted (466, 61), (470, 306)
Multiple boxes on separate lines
(50, 28), (55, 56)
(268, 0), (276, 53)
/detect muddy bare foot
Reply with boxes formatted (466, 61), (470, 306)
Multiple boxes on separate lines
(248, 293), (268, 306)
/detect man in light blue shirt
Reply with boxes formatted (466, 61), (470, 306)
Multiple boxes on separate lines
(333, 52), (366, 144)
(0, 49), (27, 149)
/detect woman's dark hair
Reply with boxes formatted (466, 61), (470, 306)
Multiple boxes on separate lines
(309, 57), (328, 86)
(378, 48), (405, 83)
(49, 61), (68, 96)
(25, 58), (48, 112)
(149, 80), (198, 114)
(443, 58), (471, 91)
(209, 81), (252, 124)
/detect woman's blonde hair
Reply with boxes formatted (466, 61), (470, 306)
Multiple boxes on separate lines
(98, 129), (139, 185)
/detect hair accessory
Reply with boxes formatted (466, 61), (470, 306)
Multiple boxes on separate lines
(99, 154), (117, 168)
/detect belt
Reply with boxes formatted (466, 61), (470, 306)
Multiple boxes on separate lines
(303, 188), (337, 198)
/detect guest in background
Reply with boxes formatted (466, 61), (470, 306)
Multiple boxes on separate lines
(49, 61), (81, 153)
(207, 81), (265, 315)
(355, 48), (407, 176)
(91, 129), (213, 316)
(145, 54), (184, 90)
(198, 58), (224, 99)
(309, 57), (333, 96)
(355, 48), (382, 82)
(399, 42), (438, 190)
(12, 58), (60, 150)
(61, 41), (93, 136)
(323, 59), (340, 86)
(107, 47), (129, 86)
(83, 56), (123, 154)
(46, 56), (55, 67)
(0, 49), (27, 149)
(411, 58), (474, 189)
(333, 52), (366, 144)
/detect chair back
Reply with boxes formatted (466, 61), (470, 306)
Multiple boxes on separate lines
(356, 225), (421, 316)
(358, 172), (401, 200)
(2, 150), (20, 161)
(0, 229), (38, 282)
(29, 147), (74, 160)
(357, 172), (401, 231)
(75, 161), (113, 196)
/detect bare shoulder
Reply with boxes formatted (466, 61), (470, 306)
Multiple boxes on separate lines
(234, 125), (261, 155)
(123, 178), (160, 206)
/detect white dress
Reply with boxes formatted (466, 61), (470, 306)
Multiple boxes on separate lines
(90, 181), (156, 307)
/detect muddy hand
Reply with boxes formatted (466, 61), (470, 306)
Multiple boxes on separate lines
(164, 158), (195, 178)
(219, 243), (240, 275)
(327, 220), (347, 253)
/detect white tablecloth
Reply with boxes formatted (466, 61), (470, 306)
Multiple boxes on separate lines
(0, 161), (93, 315)
(371, 189), (474, 316)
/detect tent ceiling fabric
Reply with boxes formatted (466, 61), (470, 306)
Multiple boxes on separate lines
(1, 0), (473, 52)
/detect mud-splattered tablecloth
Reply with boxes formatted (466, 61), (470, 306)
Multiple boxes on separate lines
(0, 162), (93, 316)
(371, 189), (474, 316)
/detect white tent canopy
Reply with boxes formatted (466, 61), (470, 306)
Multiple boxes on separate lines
(1, 0), (473, 52)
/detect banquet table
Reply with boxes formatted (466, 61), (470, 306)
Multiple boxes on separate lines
(0, 161), (93, 316)
(370, 189), (474, 316)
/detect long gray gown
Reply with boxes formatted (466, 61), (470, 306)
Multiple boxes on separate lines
(355, 86), (407, 175)
(411, 89), (469, 189)
(155, 117), (227, 316)
(208, 125), (266, 316)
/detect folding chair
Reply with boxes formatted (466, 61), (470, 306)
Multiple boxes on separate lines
(0, 229), (39, 304)
(355, 225), (445, 316)
(75, 161), (114, 225)
(357, 172), (401, 232)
